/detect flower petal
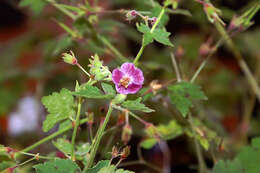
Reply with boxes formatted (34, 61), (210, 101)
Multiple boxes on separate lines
(120, 63), (136, 76)
(132, 68), (144, 85)
(112, 69), (124, 84)
(125, 83), (142, 94)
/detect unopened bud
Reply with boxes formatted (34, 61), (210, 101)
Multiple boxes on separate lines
(126, 10), (137, 21)
(175, 46), (184, 59)
(150, 17), (157, 25)
(121, 124), (133, 144)
(199, 43), (211, 57)
(120, 146), (130, 159)
(111, 146), (119, 158)
(62, 51), (77, 65)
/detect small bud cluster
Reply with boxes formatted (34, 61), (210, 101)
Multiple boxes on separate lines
(125, 10), (157, 26)
(89, 54), (112, 81)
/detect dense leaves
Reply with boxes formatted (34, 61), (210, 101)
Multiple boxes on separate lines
(168, 82), (207, 117)
(41, 88), (75, 132)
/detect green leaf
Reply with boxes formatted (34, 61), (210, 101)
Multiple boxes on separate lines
(137, 24), (154, 46)
(83, 160), (110, 173)
(152, 28), (174, 47)
(137, 23), (173, 47)
(237, 146), (260, 173)
(252, 137), (260, 150)
(33, 159), (79, 173)
(41, 88), (75, 132)
(213, 159), (243, 173)
(122, 98), (155, 113)
(19, 0), (46, 15)
(52, 138), (72, 156)
(73, 85), (113, 99)
(157, 120), (183, 140)
(168, 82), (207, 117)
(140, 138), (157, 149)
(212, 137), (260, 173)
(101, 83), (116, 96)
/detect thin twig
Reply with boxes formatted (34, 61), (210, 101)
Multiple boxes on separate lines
(171, 53), (182, 82)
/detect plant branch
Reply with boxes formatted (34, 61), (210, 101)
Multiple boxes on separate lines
(71, 97), (82, 160)
(19, 118), (88, 154)
(85, 103), (113, 169)
(171, 53), (182, 82)
(214, 21), (260, 102)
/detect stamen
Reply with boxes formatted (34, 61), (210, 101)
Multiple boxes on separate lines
(119, 77), (130, 88)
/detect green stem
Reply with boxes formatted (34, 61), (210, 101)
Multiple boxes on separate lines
(71, 98), (82, 161)
(133, 38), (145, 65)
(85, 104), (113, 169)
(77, 64), (90, 77)
(190, 39), (223, 83)
(45, 0), (76, 20)
(214, 21), (260, 102)
(133, 7), (166, 65)
(150, 7), (165, 33)
(20, 118), (88, 154)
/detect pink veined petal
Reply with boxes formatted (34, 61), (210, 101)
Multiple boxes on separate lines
(132, 68), (144, 85)
(120, 63), (136, 76)
(112, 69), (124, 84)
(126, 83), (142, 94)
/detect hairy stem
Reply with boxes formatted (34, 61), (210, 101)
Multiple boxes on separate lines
(214, 21), (260, 102)
(85, 104), (113, 169)
(71, 98), (82, 160)
(45, 0), (76, 20)
(171, 53), (182, 82)
(20, 118), (88, 154)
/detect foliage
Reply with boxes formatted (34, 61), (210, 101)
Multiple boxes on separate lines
(213, 138), (260, 173)
(41, 88), (75, 132)
(168, 82), (207, 117)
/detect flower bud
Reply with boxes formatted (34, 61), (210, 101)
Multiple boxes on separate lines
(150, 17), (157, 26)
(120, 146), (130, 159)
(199, 43), (211, 57)
(62, 51), (77, 65)
(111, 146), (119, 158)
(126, 10), (137, 21)
(89, 54), (112, 81)
(121, 124), (133, 144)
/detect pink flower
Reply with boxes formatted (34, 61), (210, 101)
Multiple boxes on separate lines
(112, 63), (144, 94)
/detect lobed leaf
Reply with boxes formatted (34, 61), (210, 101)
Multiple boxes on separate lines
(122, 98), (155, 113)
(42, 88), (75, 132)
(33, 159), (79, 173)
(168, 82), (207, 117)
